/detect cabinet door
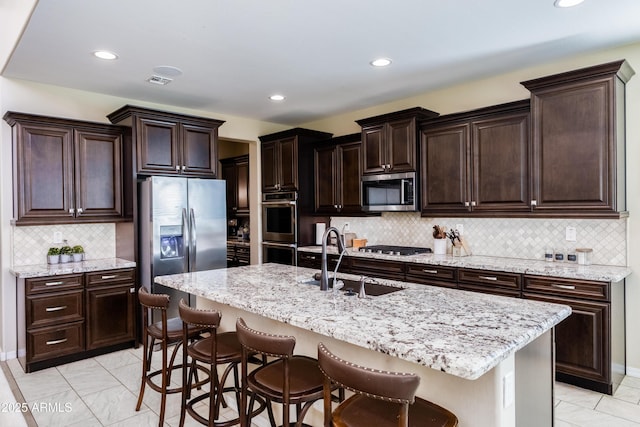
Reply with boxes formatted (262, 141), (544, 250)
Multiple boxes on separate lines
(361, 125), (386, 174)
(261, 140), (280, 192)
(236, 157), (250, 214)
(530, 79), (614, 213)
(85, 284), (135, 350)
(14, 124), (75, 223)
(74, 128), (123, 219)
(221, 161), (238, 215)
(338, 142), (363, 213)
(524, 292), (609, 387)
(420, 123), (470, 213)
(314, 145), (338, 213)
(181, 123), (217, 177)
(387, 118), (416, 172)
(278, 137), (298, 191)
(471, 113), (530, 212)
(137, 117), (180, 175)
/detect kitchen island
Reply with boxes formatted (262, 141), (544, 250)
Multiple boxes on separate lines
(155, 263), (571, 427)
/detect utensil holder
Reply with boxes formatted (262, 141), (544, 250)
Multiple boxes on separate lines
(433, 239), (447, 255)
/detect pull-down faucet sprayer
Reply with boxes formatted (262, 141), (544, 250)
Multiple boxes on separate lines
(320, 227), (347, 291)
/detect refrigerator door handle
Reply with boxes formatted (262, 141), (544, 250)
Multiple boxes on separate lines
(182, 207), (190, 273)
(190, 208), (197, 270)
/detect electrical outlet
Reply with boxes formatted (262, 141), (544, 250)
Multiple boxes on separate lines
(343, 222), (350, 232)
(53, 231), (62, 244)
(565, 226), (577, 242)
(455, 224), (464, 235)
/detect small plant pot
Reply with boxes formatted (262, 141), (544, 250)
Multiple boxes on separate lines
(47, 255), (60, 264)
(72, 253), (84, 262)
(59, 254), (71, 263)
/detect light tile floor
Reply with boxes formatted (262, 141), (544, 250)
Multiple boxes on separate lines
(2, 346), (640, 426)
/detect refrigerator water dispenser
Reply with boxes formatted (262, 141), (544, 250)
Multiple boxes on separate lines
(160, 225), (184, 259)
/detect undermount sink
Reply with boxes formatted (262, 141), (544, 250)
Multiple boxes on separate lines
(301, 277), (403, 296)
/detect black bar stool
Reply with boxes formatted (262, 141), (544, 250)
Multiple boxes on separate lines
(136, 288), (209, 426)
(317, 342), (459, 427)
(236, 317), (325, 427)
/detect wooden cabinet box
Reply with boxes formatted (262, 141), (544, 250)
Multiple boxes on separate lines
(521, 60), (634, 217)
(221, 155), (250, 217)
(458, 268), (522, 297)
(405, 263), (457, 289)
(3, 112), (126, 225)
(420, 101), (530, 215)
(108, 105), (224, 178)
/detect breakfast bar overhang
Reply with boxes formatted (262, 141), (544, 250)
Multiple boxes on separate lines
(154, 263), (571, 427)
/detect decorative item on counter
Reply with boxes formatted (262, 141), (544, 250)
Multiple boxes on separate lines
(432, 225), (447, 255)
(242, 225), (249, 241)
(446, 228), (471, 257)
(59, 245), (72, 263)
(576, 248), (593, 265)
(315, 223), (326, 245)
(352, 238), (367, 249)
(544, 247), (554, 262)
(554, 248), (564, 262)
(47, 247), (60, 264)
(567, 248), (577, 263)
(71, 245), (84, 262)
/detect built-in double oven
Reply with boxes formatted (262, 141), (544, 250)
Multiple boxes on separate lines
(261, 191), (297, 265)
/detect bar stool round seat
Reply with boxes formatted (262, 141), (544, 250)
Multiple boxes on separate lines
(136, 288), (209, 426)
(318, 342), (458, 427)
(236, 317), (324, 427)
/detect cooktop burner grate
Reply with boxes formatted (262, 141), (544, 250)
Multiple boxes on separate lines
(358, 245), (432, 256)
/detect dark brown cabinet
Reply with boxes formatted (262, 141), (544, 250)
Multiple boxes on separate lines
(521, 60), (634, 217)
(405, 264), (457, 289)
(314, 133), (363, 214)
(458, 268), (522, 297)
(356, 107), (439, 175)
(259, 128), (332, 194)
(227, 241), (250, 267)
(420, 101), (530, 215)
(4, 112), (125, 225)
(23, 268), (136, 372)
(221, 155), (250, 217)
(523, 275), (622, 394)
(107, 105), (224, 178)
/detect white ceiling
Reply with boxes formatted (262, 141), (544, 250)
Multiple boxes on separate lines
(4, 0), (640, 126)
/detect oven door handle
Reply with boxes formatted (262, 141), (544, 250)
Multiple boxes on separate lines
(261, 200), (297, 206)
(262, 242), (297, 248)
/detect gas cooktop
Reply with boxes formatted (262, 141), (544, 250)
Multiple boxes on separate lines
(358, 245), (432, 256)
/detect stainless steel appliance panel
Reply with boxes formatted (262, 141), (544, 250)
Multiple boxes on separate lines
(262, 242), (297, 265)
(261, 192), (297, 243)
(187, 179), (227, 271)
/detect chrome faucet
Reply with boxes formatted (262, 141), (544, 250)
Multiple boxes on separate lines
(320, 227), (347, 291)
(358, 276), (367, 298)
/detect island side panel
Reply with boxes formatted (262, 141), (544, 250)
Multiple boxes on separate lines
(197, 296), (521, 427)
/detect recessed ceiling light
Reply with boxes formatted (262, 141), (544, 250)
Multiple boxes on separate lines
(93, 50), (118, 60)
(269, 94), (285, 101)
(370, 58), (392, 67)
(554, 0), (584, 7)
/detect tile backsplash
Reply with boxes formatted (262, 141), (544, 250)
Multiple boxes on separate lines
(329, 213), (627, 266)
(12, 223), (116, 267)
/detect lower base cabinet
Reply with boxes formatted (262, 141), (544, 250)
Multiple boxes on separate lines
(24, 268), (136, 372)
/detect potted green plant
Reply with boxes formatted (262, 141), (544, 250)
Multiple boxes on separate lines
(59, 245), (72, 263)
(47, 247), (60, 264)
(71, 245), (84, 262)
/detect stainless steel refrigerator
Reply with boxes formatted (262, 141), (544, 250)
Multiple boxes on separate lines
(139, 176), (226, 320)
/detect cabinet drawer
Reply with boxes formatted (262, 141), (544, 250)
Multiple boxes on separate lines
(26, 274), (83, 295)
(298, 252), (321, 269)
(524, 275), (609, 301)
(458, 268), (521, 290)
(27, 290), (84, 329)
(406, 264), (457, 283)
(27, 321), (84, 362)
(86, 268), (135, 287)
(349, 258), (405, 280)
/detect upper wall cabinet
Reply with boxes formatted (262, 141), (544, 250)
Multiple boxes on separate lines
(420, 101), (530, 216)
(107, 105), (224, 178)
(521, 60), (634, 217)
(4, 112), (126, 225)
(356, 107), (439, 175)
(259, 128), (332, 194)
(221, 154), (250, 217)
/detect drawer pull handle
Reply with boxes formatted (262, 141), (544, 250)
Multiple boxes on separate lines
(45, 306), (67, 312)
(422, 269), (438, 274)
(551, 284), (576, 290)
(46, 338), (68, 346)
(479, 276), (498, 281)
(101, 275), (117, 280)
(45, 281), (64, 286)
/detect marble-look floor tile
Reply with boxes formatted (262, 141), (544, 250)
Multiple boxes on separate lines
(57, 357), (121, 396)
(111, 361), (145, 393)
(13, 366), (72, 402)
(596, 395), (640, 423)
(108, 409), (166, 427)
(555, 382), (604, 409)
(94, 348), (141, 371)
(26, 389), (96, 427)
(82, 384), (149, 425)
(614, 385), (640, 404)
(623, 376), (640, 390)
(555, 401), (640, 427)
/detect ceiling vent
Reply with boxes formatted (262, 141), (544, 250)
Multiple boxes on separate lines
(146, 75), (173, 85)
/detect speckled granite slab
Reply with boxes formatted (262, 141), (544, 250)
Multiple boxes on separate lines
(155, 263), (571, 380)
(298, 246), (631, 282)
(10, 258), (136, 278)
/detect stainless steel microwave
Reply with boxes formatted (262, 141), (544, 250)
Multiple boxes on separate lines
(361, 171), (417, 212)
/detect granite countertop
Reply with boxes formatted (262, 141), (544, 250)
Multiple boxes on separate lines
(10, 258), (136, 278)
(154, 263), (570, 380)
(298, 246), (631, 283)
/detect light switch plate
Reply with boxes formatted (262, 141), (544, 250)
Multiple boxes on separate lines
(455, 224), (464, 235)
(53, 231), (62, 244)
(566, 226), (577, 242)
